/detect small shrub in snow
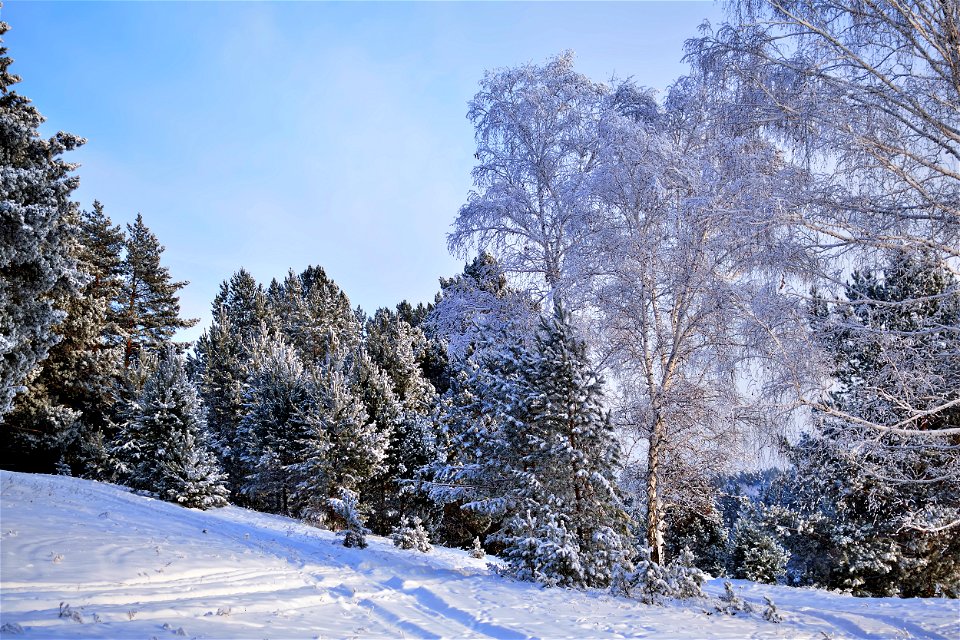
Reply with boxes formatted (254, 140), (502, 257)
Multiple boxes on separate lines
(762, 596), (782, 623)
(612, 545), (707, 604)
(715, 581), (754, 615)
(329, 488), (368, 549)
(392, 516), (432, 552)
(1, 622), (24, 634)
(58, 602), (83, 623)
(470, 536), (485, 559)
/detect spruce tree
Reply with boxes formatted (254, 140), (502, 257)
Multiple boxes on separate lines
(0, 22), (84, 418)
(114, 347), (227, 509)
(117, 214), (197, 368)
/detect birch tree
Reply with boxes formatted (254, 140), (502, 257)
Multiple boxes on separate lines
(584, 75), (807, 564)
(449, 52), (606, 308)
(688, 0), (960, 439)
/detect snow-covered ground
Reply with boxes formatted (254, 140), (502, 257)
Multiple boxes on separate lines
(0, 471), (956, 639)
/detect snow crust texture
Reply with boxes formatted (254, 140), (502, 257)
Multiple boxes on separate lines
(1, 471), (957, 639)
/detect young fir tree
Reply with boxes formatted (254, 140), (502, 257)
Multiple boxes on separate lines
(0, 22), (84, 419)
(117, 214), (197, 368)
(793, 250), (960, 597)
(113, 347), (227, 509)
(3, 202), (124, 475)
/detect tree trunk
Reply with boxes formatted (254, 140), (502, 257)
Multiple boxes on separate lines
(646, 415), (666, 565)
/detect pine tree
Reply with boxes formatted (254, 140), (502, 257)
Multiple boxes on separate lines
(193, 268), (269, 493)
(235, 333), (313, 514)
(425, 308), (631, 587)
(0, 22), (84, 418)
(730, 514), (789, 585)
(289, 359), (388, 527)
(495, 308), (631, 588)
(267, 265), (361, 365)
(363, 307), (438, 534)
(3, 202), (123, 475)
(792, 250), (960, 596)
(114, 347), (227, 508)
(117, 214), (197, 368)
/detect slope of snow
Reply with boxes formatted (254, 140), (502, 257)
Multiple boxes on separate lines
(0, 471), (956, 639)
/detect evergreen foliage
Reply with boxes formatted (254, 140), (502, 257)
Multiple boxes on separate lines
(363, 307), (438, 534)
(392, 516), (432, 552)
(113, 347), (227, 509)
(470, 536), (485, 559)
(612, 545), (707, 604)
(235, 333), (313, 515)
(116, 214), (197, 368)
(3, 202), (123, 475)
(730, 515), (789, 585)
(426, 308), (630, 588)
(788, 251), (960, 596)
(329, 488), (368, 549)
(0, 22), (83, 418)
(193, 269), (270, 495)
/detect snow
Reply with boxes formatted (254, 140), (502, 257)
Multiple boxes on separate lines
(1, 471), (957, 639)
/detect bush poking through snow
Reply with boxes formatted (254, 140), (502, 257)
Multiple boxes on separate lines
(762, 596), (782, 623)
(471, 536), (485, 559)
(328, 488), (368, 549)
(392, 516), (432, 552)
(715, 581), (754, 615)
(612, 546), (707, 604)
(58, 602), (83, 623)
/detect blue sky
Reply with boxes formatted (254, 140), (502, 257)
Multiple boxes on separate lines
(3, 1), (722, 342)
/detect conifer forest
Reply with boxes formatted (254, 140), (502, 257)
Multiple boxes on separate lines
(1, 2), (958, 636)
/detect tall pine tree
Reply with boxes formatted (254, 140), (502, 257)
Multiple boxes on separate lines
(193, 268), (270, 494)
(117, 213), (197, 368)
(3, 202), (124, 475)
(0, 21), (83, 418)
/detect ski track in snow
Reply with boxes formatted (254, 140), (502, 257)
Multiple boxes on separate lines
(1, 471), (957, 639)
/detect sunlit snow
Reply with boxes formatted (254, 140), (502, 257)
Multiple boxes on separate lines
(1, 471), (956, 639)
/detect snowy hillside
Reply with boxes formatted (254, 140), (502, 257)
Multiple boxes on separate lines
(1, 471), (956, 640)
